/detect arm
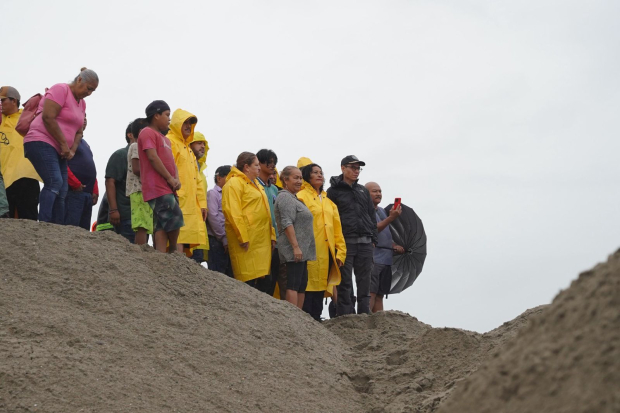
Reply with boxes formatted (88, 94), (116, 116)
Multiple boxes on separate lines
(196, 169), (207, 221)
(92, 179), (99, 205)
(131, 158), (141, 177)
(221, 181), (249, 249)
(67, 166), (84, 191)
(70, 127), (84, 154)
(207, 190), (227, 245)
(105, 178), (120, 226)
(41, 99), (71, 159)
(145, 148), (180, 191)
(377, 205), (402, 232)
(331, 200), (347, 267)
(283, 225), (302, 262)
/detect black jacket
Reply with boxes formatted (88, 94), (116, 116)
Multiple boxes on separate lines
(326, 175), (378, 244)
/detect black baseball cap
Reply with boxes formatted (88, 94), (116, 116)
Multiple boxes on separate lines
(145, 100), (170, 117)
(341, 155), (366, 166)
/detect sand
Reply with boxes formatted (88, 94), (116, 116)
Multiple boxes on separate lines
(1, 219), (617, 412)
(437, 250), (620, 413)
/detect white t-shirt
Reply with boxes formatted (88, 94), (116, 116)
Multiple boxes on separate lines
(125, 142), (142, 196)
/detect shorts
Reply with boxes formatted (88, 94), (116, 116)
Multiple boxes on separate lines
(286, 261), (308, 293)
(130, 192), (153, 233)
(148, 193), (184, 233)
(370, 263), (392, 296)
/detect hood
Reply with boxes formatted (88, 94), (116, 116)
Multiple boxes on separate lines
(330, 174), (357, 188)
(167, 108), (197, 144)
(297, 157), (312, 169)
(226, 165), (252, 184)
(192, 131), (210, 165)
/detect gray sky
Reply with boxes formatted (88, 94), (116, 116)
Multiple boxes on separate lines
(5, 0), (620, 332)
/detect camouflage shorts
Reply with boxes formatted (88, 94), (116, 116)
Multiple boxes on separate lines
(148, 193), (184, 233)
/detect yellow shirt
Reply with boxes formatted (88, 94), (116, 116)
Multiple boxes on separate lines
(0, 109), (41, 187)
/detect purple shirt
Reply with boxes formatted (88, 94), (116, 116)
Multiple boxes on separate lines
(207, 185), (227, 246)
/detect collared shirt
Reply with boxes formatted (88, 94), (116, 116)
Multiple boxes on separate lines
(207, 185), (227, 246)
(257, 176), (278, 233)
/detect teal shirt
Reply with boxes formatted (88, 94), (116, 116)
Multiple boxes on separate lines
(257, 177), (278, 233)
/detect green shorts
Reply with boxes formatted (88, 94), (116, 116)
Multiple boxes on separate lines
(130, 192), (153, 234)
(148, 193), (184, 233)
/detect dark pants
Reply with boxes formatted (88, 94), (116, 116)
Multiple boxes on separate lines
(65, 191), (92, 230)
(303, 291), (325, 321)
(114, 219), (135, 244)
(245, 275), (273, 294)
(6, 177), (40, 220)
(207, 235), (233, 277)
(190, 248), (204, 264)
(336, 242), (373, 316)
(24, 141), (67, 224)
(267, 248), (280, 296)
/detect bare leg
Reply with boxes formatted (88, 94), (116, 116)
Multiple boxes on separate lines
(168, 229), (180, 253)
(154, 230), (168, 253)
(297, 292), (305, 309)
(373, 295), (384, 313)
(176, 243), (184, 253)
(370, 292), (377, 312)
(286, 290), (298, 306)
(135, 228), (148, 246)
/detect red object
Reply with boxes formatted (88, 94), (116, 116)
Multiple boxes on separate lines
(394, 197), (401, 210)
(15, 90), (46, 137)
(67, 166), (83, 190)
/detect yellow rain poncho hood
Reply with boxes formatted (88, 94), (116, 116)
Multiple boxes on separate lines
(222, 166), (276, 282)
(167, 109), (207, 248)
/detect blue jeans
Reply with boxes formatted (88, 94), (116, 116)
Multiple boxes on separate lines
(24, 141), (67, 224)
(115, 219), (135, 244)
(65, 191), (93, 230)
(208, 235), (232, 277)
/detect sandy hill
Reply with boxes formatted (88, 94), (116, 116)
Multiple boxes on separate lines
(2, 219), (616, 412)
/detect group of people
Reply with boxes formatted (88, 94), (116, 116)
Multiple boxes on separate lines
(0, 68), (406, 320)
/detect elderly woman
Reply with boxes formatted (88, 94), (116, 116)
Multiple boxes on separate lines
(296, 158), (346, 320)
(222, 152), (276, 292)
(275, 166), (316, 308)
(23, 68), (98, 224)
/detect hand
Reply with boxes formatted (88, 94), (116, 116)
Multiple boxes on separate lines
(72, 184), (86, 192)
(201, 208), (207, 221)
(271, 240), (276, 252)
(293, 245), (302, 262)
(393, 245), (405, 254)
(389, 205), (402, 220)
(109, 210), (121, 226)
(336, 259), (344, 267)
(92, 193), (99, 205)
(240, 242), (249, 251)
(60, 144), (72, 159)
(223, 244), (229, 254)
(167, 177), (181, 191)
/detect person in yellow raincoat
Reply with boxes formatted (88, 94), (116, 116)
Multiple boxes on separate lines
(0, 86), (42, 220)
(296, 157), (346, 321)
(187, 131), (210, 262)
(222, 151), (276, 291)
(167, 109), (207, 257)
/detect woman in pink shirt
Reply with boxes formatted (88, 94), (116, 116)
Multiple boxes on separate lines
(24, 68), (98, 224)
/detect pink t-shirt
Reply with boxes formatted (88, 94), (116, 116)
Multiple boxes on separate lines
(24, 83), (86, 154)
(138, 127), (178, 202)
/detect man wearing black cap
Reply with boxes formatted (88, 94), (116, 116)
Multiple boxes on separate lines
(327, 155), (378, 315)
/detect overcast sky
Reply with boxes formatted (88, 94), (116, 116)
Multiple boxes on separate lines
(4, 0), (619, 332)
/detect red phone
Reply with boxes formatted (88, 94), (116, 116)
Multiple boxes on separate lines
(394, 198), (401, 210)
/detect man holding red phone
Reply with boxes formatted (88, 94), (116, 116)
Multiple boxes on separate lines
(365, 182), (405, 312)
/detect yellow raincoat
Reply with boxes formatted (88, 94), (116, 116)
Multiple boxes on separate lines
(167, 109), (207, 246)
(0, 109), (41, 188)
(189, 131), (210, 257)
(222, 166), (275, 282)
(297, 180), (346, 295)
